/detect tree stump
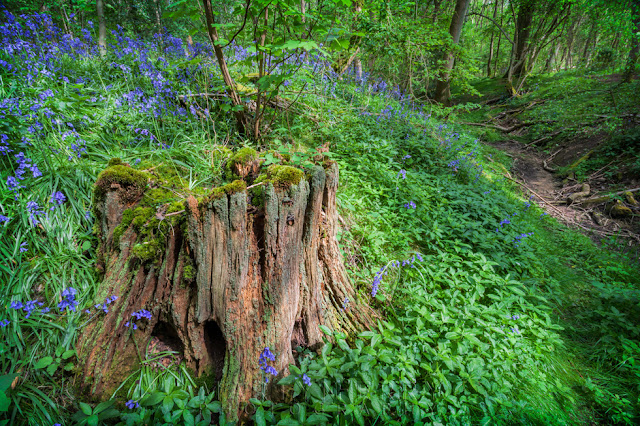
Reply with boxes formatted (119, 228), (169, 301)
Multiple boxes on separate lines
(77, 160), (374, 420)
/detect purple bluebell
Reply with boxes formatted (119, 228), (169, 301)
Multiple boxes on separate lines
(58, 287), (79, 312)
(125, 400), (139, 409)
(302, 373), (311, 386)
(0, 215), (9, 224)
(49, 191), (66, 209)
(259, 347), (278, 382)
(19, 241), (27, 253)
(10, 301), (23, 310)
(404, 201), (416, 209)
(0, 320), (9, 327)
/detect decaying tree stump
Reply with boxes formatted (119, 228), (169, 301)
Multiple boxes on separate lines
(77, 158), (374, 420)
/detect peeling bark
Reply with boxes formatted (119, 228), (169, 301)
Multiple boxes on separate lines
(78, 163), (374, 421)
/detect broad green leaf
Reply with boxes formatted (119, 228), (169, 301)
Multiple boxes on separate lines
(34, 356), (54, 369)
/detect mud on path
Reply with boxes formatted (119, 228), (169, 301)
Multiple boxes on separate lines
(489, 139), (640, 251)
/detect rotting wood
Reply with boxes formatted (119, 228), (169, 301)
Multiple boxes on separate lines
(77, 162), (375, 422)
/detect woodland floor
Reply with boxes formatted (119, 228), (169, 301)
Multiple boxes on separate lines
(460, 75), (640, 255)
(489, 138), (640, 249)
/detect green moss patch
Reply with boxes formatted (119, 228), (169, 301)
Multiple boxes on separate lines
(265, 165), (304, 186)
(94, 165), (149, 201)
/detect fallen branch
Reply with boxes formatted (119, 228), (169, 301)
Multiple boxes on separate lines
(577, 187), (640, 206)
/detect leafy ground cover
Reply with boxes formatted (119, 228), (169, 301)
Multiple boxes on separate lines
(1, 10), (640, 426)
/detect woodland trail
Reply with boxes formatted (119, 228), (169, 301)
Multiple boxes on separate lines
(490, 139), (640, 249)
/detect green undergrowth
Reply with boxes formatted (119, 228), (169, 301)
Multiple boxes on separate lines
(250, 75), (640, 424)
(2, 28), (640, 426)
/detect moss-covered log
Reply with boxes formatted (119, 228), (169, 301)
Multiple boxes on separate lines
(78, 160), (374, 421)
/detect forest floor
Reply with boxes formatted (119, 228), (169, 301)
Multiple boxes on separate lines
(458, 72), (640, 254)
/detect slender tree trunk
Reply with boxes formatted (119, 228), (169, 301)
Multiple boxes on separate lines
(201, 0), (248, 135)
(300, 0), (306, 22)
(96, 0), (106, 57)
(434, 0), (472, 106)
(545, 44), (560, 72)
(153, 0), (162, 34)
(254, 8), (269, 139)
(623, 0), (640, 82)
(352, 1), (363, 82)
(487, 0), (500, 77)
(78, 161), (375, 422)
(582, 20), (596, 66)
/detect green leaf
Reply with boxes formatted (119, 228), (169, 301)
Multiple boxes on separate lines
(93, 401), (114, 415)
(183, 409), (195, 425)
(0, 392), (10, 412)
(62, 350), (76, 360)
(254, 406), (266, 426)
(276, 418), (300, 426)
(445, 331), (461, 340)
(306, 414), (329, 425)
(86, 414), (99, 426)
(34, 356), (54, 369)
(319, 325), (333, 336)
(308, 384), (323, 400)
(46, 362), (58, 376)
(79, 402), (93, 416)
(163, 396), (175, 413)
(142, 392), (165, 406)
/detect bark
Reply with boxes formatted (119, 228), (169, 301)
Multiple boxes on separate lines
(434, 0), (472, 106)
(96, 0), (106, 57)
(78, 162), (375, 422)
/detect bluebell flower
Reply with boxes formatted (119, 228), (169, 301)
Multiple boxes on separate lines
(10, 301), (23, 310)
(84, 211), (91, 220)
(259, 347), (278, 382)
(58, 287), (79, 312)
(397, 169), (406, 180)
(125, 399), (139, 409)
(19, 241), (27, 253)
(0, 320), (9, 327)
(26, 201), (44, 226)
(404, 201), (416, 209)
(302, 373), (311, 386)
(402, 154), (411, 160)
(371, 266), (386, 297)
(49, 191), (66, 210)
(0, 215), (9, 224)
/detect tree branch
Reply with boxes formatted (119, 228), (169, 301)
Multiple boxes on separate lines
(468, 12), (514, 45)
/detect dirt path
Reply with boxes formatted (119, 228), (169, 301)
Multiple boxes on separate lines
(490, 140), (640, 248)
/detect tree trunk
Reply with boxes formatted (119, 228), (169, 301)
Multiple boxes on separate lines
(202, 0), (249, 136)
(510, 0), (535, 78)
(545, 44), (560, 72)
(486, 0), (500, 77)
(623, 0), (640, 83)
(153, 0), (162, 34)
(78, 161), (375, 422)
(434, 0), (472, 106)
(96, 0), (106, 57)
